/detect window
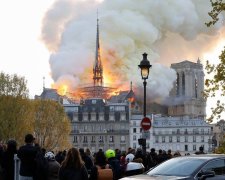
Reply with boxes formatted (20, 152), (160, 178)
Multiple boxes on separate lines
(176, 73), (179, 96)
(99, 114), (104, 121)
(121, 136), (125, 143)
(92, 99), (96, 104)
(109, 113), (115, 121)
(120, 113), (126, 121)
(201, 159), (225, 175)
(193, 145), (196, 151)
(133, 121), (136, 126)
(185, 145), (188, 151)
(133, 143), (136, 149)
(195, 78), (198, 98)
(83, 113), (88, 121)
(115, 106), (125, 111)
(169, 136), (172, 142)
(201, 129), (204, 134)
(133, 135), (136, 140)
(109, 106), (114, 111)
(193, 136), (196, 142)
(177, 137), (180, 142)
(133, 128), (136, 133)
(91, 136), (95, 143)
(73, 136), (78, 143)
(99, 136), (104, 143)
(182, 72), (185, 95)
(185, 136), (188, 142)
(201, 136), (204, 142)
(109, 136), (114, 142)
(155, 136), (159, 143)
(162, 136), (165, 143)
(91, 112), (96, 121)
(83, 136), (88, 143)
(177, 129), (180, 134)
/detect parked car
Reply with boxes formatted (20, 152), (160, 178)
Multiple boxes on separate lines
(120, 154), (225, 180)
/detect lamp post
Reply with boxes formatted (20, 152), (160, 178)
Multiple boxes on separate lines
(138, 53), (152, 117)
(138, 53), (152, 154)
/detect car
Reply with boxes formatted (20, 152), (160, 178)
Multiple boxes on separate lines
(120, 154), (225, 180)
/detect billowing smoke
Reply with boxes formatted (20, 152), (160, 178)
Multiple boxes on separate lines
(41, 0), (225, 102)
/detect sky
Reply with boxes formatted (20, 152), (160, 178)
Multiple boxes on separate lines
(0, 0), (55, 98)
(0, 0), (224, 121)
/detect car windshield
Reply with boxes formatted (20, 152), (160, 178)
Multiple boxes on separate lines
(147, 157), (207, 176)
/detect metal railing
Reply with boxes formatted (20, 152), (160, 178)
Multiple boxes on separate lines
(14, 154), (20, 180)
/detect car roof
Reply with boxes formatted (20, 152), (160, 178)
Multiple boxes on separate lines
(174, 154), (225, 160)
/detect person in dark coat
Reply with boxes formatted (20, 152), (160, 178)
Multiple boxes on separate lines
(59, 147), (88, 180)
(1, 139), (17, 180)
(105, 149), (122, 180)
(79, 148), (93, 174)
(148, 148), (158, 168)
(17, 134), (37, 180)
(33, 144), (48, 180)
(45, 151), (60, 180)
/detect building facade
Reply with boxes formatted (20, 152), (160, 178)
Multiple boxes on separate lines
(64, 98), (130, 152)
(168, 59), (206, 118)
(129, 114), (213, 154)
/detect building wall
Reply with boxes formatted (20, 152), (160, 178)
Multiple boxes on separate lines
(64, 98), (130, 152)
(168, 60), (206, 118)
(130, 115), (213, 155)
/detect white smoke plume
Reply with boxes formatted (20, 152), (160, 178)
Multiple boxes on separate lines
(41, 0), (225, 102)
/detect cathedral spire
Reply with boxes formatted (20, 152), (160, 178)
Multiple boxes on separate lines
(93, 12), (103, 87)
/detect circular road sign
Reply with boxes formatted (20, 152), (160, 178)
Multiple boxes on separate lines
(141, 117), (151, 131)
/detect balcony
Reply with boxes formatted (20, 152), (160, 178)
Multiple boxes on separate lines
(153, 131), (213, 136)
(71, 130), (80, 134)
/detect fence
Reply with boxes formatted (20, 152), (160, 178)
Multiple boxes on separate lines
(14, 154), (20, 180)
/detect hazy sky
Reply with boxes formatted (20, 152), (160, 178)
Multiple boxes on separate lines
(0, 0), (224, 121)
(0, 0), (55, 98)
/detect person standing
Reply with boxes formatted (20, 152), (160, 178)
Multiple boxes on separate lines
(59, 147), (88, 180)
(17, 134), (37, 180)
(1, 139), (17, 180)
(45, 152), (60, 180)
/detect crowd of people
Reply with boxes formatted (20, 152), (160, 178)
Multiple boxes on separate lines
(0, 133), (205, 180)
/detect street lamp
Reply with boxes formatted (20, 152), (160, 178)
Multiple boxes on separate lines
(138, 52), (152, 155)
(138, 53), (152, 117)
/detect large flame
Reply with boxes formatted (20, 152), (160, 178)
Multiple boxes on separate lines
(58, 85), (68, 96)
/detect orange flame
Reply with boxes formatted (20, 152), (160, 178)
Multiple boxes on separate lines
(57, 85), (68, 96)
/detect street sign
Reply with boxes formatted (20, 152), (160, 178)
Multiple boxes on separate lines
(142, 131), (150, 139)
(141, 117), (151, 131)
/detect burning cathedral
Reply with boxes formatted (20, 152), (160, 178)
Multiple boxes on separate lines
(36, 18), (212, 154)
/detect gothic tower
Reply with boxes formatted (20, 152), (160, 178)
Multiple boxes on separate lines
(168, 59), (206, 118)
(93, 17), (103, 87)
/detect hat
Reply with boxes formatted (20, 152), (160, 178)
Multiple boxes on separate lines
(125, 153), (135, 162)
(45, 152), (55, 161)
(105, 149), (115, 159)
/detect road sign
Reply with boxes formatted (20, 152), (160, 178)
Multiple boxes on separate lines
(141, 117), (151, 131)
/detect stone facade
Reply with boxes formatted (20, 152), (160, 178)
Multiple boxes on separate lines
(168, 60), (206, 118)
(64, 98), (130, 152)
(130, 114), (213, 154)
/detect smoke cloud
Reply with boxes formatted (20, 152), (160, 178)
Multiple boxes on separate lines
(41, 0), (225, 102)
